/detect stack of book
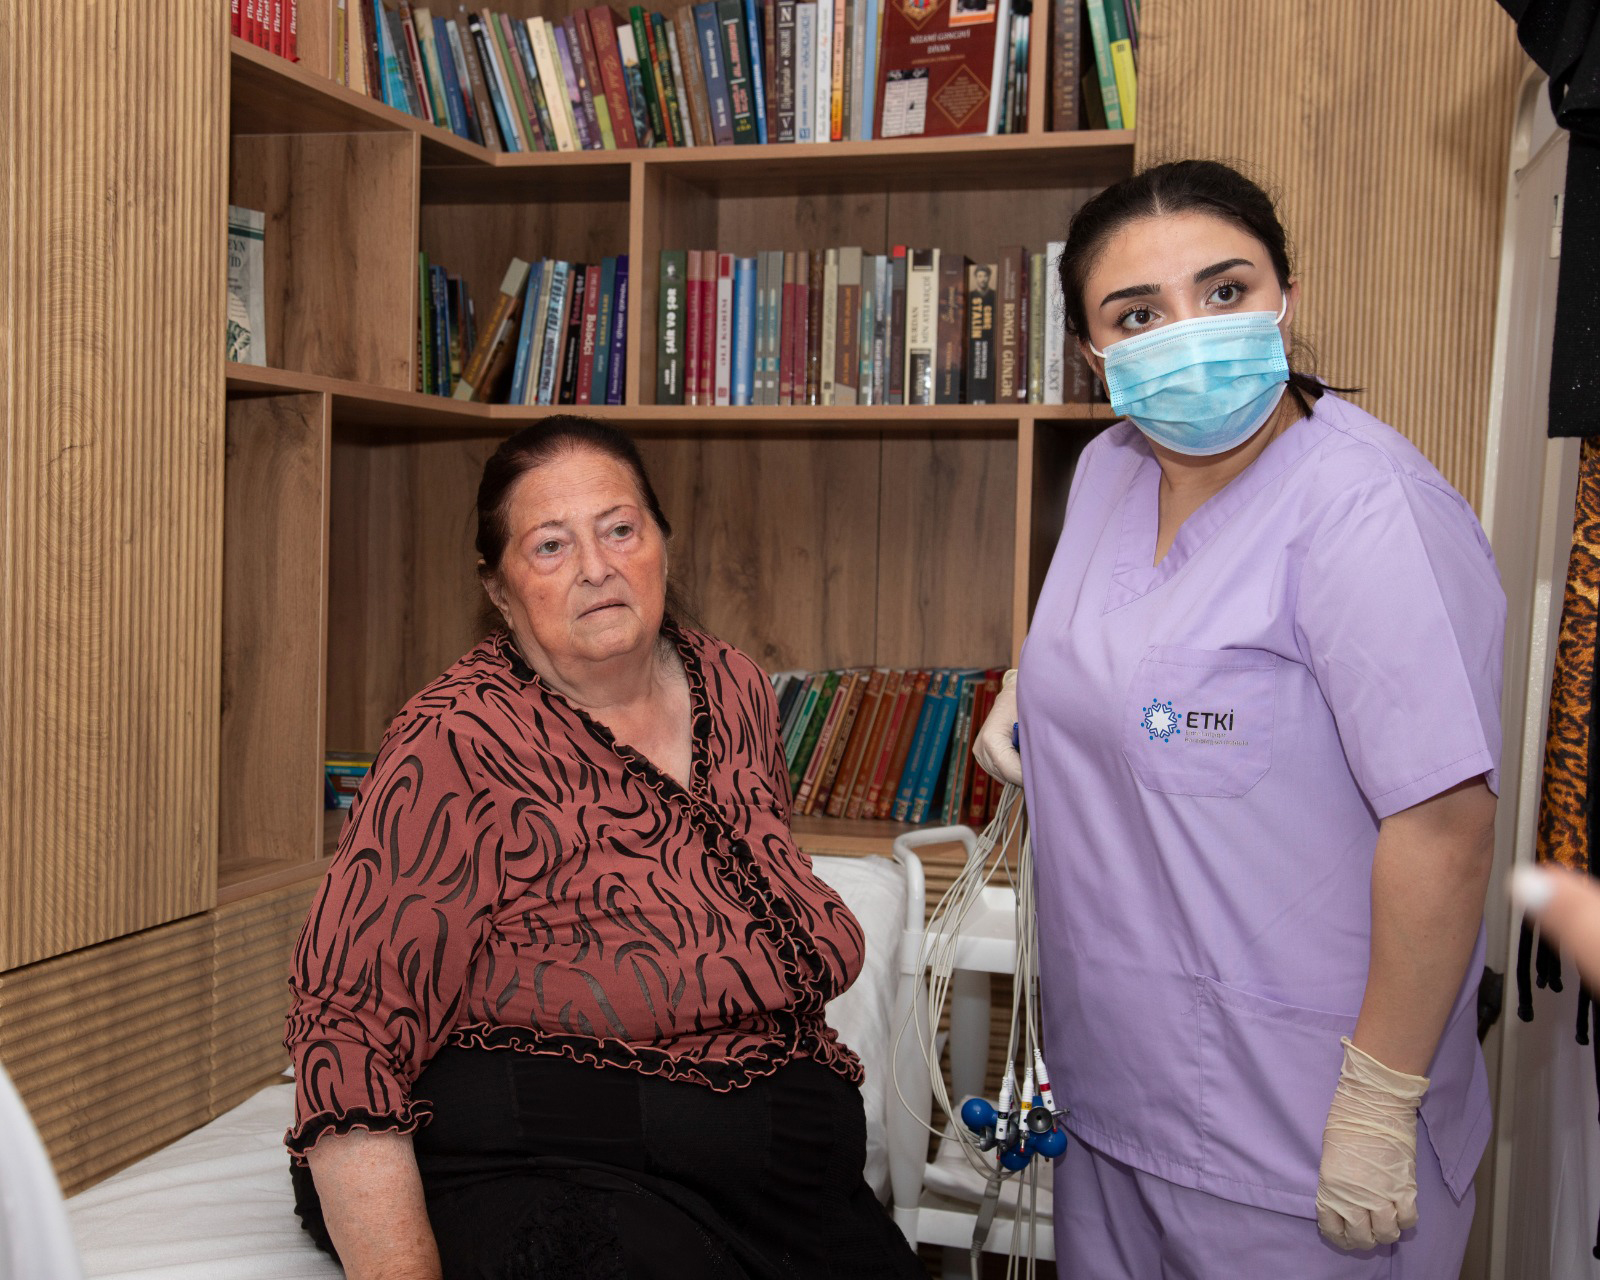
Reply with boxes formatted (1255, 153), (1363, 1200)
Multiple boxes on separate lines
(332, 0), (1030, 147)
(1051, 0), (1136, 131)
(774, 666), (1009, 828)
(417, 253), (476, 397)
(450, 255), (631, 405)
(234, 0), (298, 61)
(657, 245), (1097, 408)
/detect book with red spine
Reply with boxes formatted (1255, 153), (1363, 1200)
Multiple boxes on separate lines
(873, 669), (931, 818)
(232, 0), (242, 38)
(844, 670), (902, 818)
(824, 667), (888, 817)
(289, 0), (299, 60)
(964, 667), (1004, 824)
(796, 671), (862, 814)
(575, 263), (604, 403)
(684, 249), (704, 403)
(804, 249), (824, 404)
(779, 250), (798, 405)
(271, 0), (284, 54)
(587, 7), (640, 147)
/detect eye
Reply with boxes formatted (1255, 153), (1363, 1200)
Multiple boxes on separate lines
(1116, 305), (1157, 332)
(1207, 279), (1247, 307)
(609, 522), (635, 540)
(534, 538), (564, 556)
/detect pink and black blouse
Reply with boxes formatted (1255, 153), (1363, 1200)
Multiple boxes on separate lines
(284, 626), (867, 1157)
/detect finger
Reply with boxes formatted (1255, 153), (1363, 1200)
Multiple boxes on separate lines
(1316, 1203), (1347, 1247)
(1395, 1186), (1419, 1232)
(1369, 1199), (1401, 1246)
(1342, 1209), (1376, 1252)
(1513, 865), (1600, 986)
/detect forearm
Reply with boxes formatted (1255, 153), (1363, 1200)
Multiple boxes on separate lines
(1351, 780), (1496, 1076)
(305, 1129), (442, 1280)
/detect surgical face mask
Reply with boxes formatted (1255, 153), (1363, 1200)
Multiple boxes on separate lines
(1088, 300), (1290, 457)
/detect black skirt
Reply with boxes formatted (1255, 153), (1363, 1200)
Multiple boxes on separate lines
(292, 1047), (928, 1280)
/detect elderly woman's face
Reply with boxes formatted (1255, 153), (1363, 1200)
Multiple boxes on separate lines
(486, 448), (668, 679)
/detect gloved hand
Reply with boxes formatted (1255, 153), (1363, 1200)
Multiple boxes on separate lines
(1316, 1037), (1429, 1251)
(973, 669), (1022, 788)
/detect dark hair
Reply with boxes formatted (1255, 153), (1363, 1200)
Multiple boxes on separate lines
(1058, 159), (1349, 415)
(475, 415), (694, 627)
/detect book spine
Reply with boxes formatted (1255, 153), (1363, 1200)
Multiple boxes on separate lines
(860, 0), (878, 139)
(714, 252), (734, 405)
(936, 252), (966, 404)
(430, 264), (451, 394)
(527, 18), (577, 151)
(649, 13), (689, 146)
(886, 245), (906, 404)
(576, 263), (603, 403)
(805, 249), (824, 404)
(554, 22), (597, 149)
(819, 247), (838, 404)
(628, 6), (670, 143)
(773, 0), (797, 142)
(984, 0), (1013, 133)
(779, 251), (798, 404)
(452, 10), (500, 147)
(826, 668), (886, 817)
(848, 0), (867, 139)
(672, 6), (716, 145)
(684, 249), (704, 403)
(697, 252), (716, 401)
(812, 672), (870, 813)
(558, 265), (588, 403)
(615, 24), (656, 145)
(658, 249), (687, 404)
(794, 1), (815, 142)
(717, 0), (759, 144)
(965, 670), (1001, 823)
(1050, 0), (1078, 130)
(1102, 0), (1135, 128)
(607, 256), (629, 404)
(455, 258), (530, 400)
(939, 675), (977, 823)
(872, 253), (890, 403)
(782, 674), (822, 768)
(996, 246), (1022, 402)
(589, 9), (640, 148)
(398, 5), (436, 122)
(732, 256), (756, 405)
(857, 254), (875, 403)
(795, 673), (850, 809)
(791, 672), (841, 792)
(695, 2), (736, 144)
(813, 0), (834, 143)
(967, 262), (996, 403)
(741, 0), (770, 142)
(892, 672), (943, 821)
(752, 251), (770, 404)
(1044, 239), (1065, 404)
(868, 672), (922, 817)
(843, 669), (898, 818)
(911, 676), (963, 823)
(430, 18), (470, 137)
(537, 262), (571, 404)
(509, 260), (541, 404)
(472, 16), (524, 149)
(1026, 250), (1044, 402)
(1083, 0), (1122, 128)
(360, 2), (385, 104)
(666, 21), (700, 147)
(414, 11), (453, 126)
(828, 0), (846, 139)
(833, 246), (860, 405)
(591, 256), (617, 403)
(572, 13), (616, 147)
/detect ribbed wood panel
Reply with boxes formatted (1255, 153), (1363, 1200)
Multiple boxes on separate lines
(1135, 0), (1524, 507)
(0, 2), (226, 970)
(0, 880), (317, 1194)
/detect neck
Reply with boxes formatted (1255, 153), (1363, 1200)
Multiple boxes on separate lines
(1151, 391), (1303, 504)
(517, 629), (676, 716)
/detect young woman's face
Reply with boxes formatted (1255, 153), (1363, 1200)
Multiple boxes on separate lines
(1078, 211), (1297, 366)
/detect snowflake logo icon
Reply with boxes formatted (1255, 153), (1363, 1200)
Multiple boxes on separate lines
(1141, 697), (1181, 743)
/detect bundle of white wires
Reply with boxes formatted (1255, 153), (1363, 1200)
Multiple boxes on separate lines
(895, 783), (1050, 1279)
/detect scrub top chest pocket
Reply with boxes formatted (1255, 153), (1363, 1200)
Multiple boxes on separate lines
(1123, 647), (1277, 798)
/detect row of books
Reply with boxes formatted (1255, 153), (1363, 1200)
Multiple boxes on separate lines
(657, 245), (1097, 408)
(774, 666), (1008, 828)
(416, 255), (478, 398)
(1051, 0), (1137, 131)
(332, 0), (1033, 149)
(233, 0), (299, 60)
(450, 256), (632, 404)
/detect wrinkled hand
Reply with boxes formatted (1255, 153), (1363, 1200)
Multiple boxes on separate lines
(1316, 1037), (1428, 1251)
(973, 669), (1022, 788)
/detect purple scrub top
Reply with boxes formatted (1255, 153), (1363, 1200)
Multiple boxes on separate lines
(1017, 392), (1503, 1219)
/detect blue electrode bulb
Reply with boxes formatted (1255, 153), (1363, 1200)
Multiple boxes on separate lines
(999, 1142), (1032, 1172)
(1011, 722), (1020, 749)
(1031, 1127), (1068, 1159)
(961, 1096), (997, 1135)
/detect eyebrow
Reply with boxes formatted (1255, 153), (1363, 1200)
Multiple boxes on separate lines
(530, 504), (634, 534)
(1097, 258), (1257, 308)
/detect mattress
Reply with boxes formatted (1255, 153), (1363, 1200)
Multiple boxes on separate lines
(66, 854), (912, 1279)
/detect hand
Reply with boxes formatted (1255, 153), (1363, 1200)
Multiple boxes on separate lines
(1316, 1037), (1428, 1250)
(973, 669), (1022, 788)
(1513, 863), (1600, 988)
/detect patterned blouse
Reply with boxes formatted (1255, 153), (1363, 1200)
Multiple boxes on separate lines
(284, 625), (867, 1157)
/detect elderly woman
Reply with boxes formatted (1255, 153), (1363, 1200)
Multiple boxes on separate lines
(285, 417), (925, 1280)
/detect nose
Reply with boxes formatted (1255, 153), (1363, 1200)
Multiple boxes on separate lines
(575, 533), (613, 585)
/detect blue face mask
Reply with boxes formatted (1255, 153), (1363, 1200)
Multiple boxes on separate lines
(1089, 301), (1290, 457)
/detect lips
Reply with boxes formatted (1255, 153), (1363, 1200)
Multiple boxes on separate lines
(579, 601), (626, 617)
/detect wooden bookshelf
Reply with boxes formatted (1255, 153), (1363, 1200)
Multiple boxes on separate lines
(220, 12), (1134, 886)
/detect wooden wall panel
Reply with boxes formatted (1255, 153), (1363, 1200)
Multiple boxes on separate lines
(0, 1), (226, 970)
(1135, 0), (1525, 507)
(221, 394), (330, 881)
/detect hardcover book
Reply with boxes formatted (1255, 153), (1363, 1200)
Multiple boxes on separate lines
(659, 249), (687, 403)
(966, 259), (996, 403)
(935, 251), (968, 404)
(226, 205), (267, 366)
(904, 248), (938, 406)
(875, 0), (1002, 138)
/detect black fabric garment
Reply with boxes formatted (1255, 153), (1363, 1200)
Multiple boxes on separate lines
(291, 1048), (928, 1280)
(1497, 0), (1600, 436)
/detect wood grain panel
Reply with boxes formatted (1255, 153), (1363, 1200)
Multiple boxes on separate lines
(877, 431), (1016, 669)
(0, 0), (226, 970)
(221, 394), (330, 880)
(886, 183), (1105, 269)
(296, 0), (334, 81)
(1135, 0), (1524, 506)
(231, 131), (419, 390)
(637, 431), (884, 671)
(0, 918), (214, 1193)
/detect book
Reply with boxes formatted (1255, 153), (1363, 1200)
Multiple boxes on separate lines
(397, 4), (437, 124)
(226, 206), (266, 366)
(909, 670), (966, 823)
(732, 255), (757, 405)
(714, 252), (735, 404)
(813, 0), (835, 144)
(718, 0), (759, 143)
(511, 18), (559, 151)
(805, 250), (825, 403)
(539, 261), (572, 404)
(783, 672), (824, 767)
(937, 672), (980, 823)
(790, 670), (841, 789)
(834, 246), (862, 405)
(529, 17), (580, 151)
(591, 255), (617, 402)
(1043, 239), (1065, 404)
(819, 247), (839, 404)
(965, 667), (1003, 823)
(571, 12), (615, 147)
(685, 249), (706, 403)
(1050, 0), (1079, 131)
(1102, 0), (1135, 129)
(935, 251), (967, 404)
(869, 253), (889, 403)
(892, 670), (946, 821)
(653, 12), (693, 146)
(588, 8), (640, 147)
(844, 669), (901, 818)
(552, 22), (595, 149)
(741, 0), (771, 143)
(826, 667), (889, 817)
(875, 0), (1003, 137)
(794, 0), (817, 142)
(616, 22), (657, 145)
(641, 10), (681, 145)
(416, 252), (433, 395)
(694, 2), (737, 144)
(672, 4), (717, 145)
(774, 0), (798, 141)
(1026, 249), (1045, 402)
(904, 248), (937, 404)
(509, 259), (543, 403)
(606, 255), (630, 404)
(829, 0), (846, 138)
(659, 249), (687, 403)
(779, 251), (798, 404)
(468, 15), (519, 148)
(699, 250), (718, 401)
(966, 260), (996, 403)
(413, 9), (453, 126)
(1083, 0), (1122, 128)
(628, 6), (670, 143)
(983, 0), (1013, 133)
(887, 245), (907, 404)
(996, 245), (1024, 402)
(576, 262), (603, 403)
(872, 668), (929, 817)
(809, 669), (871, 813)
(454, 257), (531, 401)
(797, 670), (861, 812)
(558, 266), (589, 403)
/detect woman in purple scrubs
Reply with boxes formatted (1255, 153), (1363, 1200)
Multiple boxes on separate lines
(975, 161), (1502, 1277)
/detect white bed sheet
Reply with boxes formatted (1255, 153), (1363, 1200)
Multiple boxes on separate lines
(66, 854), (909, 1279)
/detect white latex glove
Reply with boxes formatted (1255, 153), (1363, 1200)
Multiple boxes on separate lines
(973, 669), (1022, 788)
(1316, 1037), (1428, 1251)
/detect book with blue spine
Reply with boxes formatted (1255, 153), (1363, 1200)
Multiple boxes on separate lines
(694, 1), (736, 144)
(741, 0), (770, 143)
(537, 260), (571, 405)
(915, 670), (977, 822)
(432, 16), (470, 136)
(470, 14), (523, 150)
(859, 0), (878, 140)
(591, 256), (618, 403)
(892, 670), (947, 821)
(732, 255), (757, 405)
(606, 255), (629, 404)
(430, 264), (451, 394)
(375, 1), (413, 112)
(509, 260), (545, 404)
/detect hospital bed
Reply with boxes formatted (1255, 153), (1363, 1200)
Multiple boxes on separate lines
(62, 851), (939, 1279)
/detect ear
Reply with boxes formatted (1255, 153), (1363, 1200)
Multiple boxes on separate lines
(480, 566), (511, 623)
(1077, 336), (1106, 396)
(1281, 279), (1301, 334)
